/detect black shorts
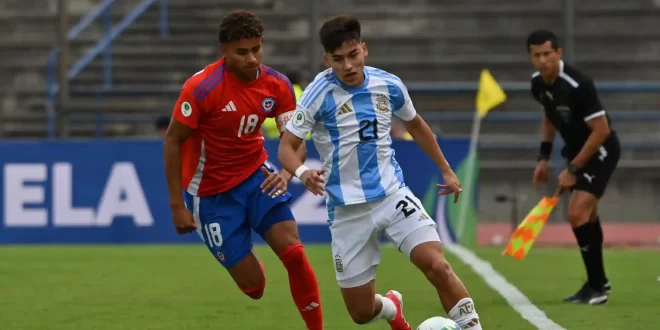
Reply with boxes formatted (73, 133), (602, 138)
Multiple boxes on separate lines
(567, 138), (620, 198)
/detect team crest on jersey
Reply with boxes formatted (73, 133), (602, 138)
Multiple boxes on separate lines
(376, 95), (389, 113)
(261, 97), (275, 113)
(334, 254), (344, 273)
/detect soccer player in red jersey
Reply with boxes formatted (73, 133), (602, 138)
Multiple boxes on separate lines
(163, 11), (324, 330)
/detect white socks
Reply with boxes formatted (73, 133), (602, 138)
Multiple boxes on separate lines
(366, 294), (397, 323)
(448, 298), (482, 330)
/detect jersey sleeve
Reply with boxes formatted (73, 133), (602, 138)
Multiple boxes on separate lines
(172, 80), (204, 129)
(287, 71), (332, 138)
(389, 79), (417, 121)
(575, 80), (605, 122)
(286, 104), (317, 139)
(272, 76), (298, 133)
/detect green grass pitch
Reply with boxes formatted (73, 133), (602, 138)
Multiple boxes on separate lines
(1, 245), (659, 329)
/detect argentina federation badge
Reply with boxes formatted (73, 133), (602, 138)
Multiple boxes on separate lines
(261, 97), (275, 113)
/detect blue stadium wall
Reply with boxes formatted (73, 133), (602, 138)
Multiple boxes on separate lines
(0, 139), (473, 245)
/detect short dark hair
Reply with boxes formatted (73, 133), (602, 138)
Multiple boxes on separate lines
(218, 10), (264, 44)
(526, 29), (559, 52)
(319, 15), (361, 53)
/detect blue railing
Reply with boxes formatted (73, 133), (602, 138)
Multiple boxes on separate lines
(46, 0), (169, 138)
(423, 110), (660, 122)
(406, 81), (660, 93)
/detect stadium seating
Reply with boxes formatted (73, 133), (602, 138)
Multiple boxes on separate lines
(1, 0), (659, 155)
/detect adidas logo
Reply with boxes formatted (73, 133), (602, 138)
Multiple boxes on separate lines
(337, 104), (353, 115)
(222, 101), (237, 112)
(301, 302), (319, 312)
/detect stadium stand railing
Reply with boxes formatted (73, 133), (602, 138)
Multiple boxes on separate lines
(41, 0), (660, 151)
(45, 0), (169, 138)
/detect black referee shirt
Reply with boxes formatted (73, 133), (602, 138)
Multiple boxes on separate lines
(530, 61), (617, 158)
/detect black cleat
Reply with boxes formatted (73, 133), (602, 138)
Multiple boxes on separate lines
(603, 282), (612, 293)
(563, 282), (608, 305)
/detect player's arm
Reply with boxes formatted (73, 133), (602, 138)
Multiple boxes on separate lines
(402, 114), (452, 173)
(275, 110), (306, 181)
(569, 81), (611, 168)
(279, 106), (325, 195)
(163, 86), (201, 209)
(273, 78), (307, 181)
(392, 82), (453, 173)
(279, 107), (314, 176)
(164, 121), (193, 209)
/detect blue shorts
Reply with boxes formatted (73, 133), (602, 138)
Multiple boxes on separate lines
(183, 165), (294, 269)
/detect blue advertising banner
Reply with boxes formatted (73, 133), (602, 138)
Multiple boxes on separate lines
(0, 139), (473, 245)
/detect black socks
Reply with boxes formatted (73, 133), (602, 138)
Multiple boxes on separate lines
(573, 218), (607, 290)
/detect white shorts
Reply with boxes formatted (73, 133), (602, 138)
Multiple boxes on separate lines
(329, 186), (441, 288)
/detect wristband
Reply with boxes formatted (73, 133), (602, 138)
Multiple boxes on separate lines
(294, 165), (309, 179)
(539, 141), (553, 159)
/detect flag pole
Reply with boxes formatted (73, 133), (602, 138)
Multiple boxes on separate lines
(455, 106), (481, 243)
(454, 69), (506, 246)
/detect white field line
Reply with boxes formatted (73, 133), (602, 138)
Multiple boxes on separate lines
(444, 244), (566, 330)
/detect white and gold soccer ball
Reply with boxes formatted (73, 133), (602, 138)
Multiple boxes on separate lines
(417, 316), (461, 330)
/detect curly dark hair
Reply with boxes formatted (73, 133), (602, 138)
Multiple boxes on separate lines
(319, 15), (361, 53)
(218, 10), (264, 44)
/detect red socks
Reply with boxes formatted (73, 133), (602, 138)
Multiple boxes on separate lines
(279, 243), (324, 330)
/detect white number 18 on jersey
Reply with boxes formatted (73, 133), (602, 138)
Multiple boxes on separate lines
(238, 114), (259, 137)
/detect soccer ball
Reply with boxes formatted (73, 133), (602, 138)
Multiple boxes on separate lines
(417, 316), (461, 330)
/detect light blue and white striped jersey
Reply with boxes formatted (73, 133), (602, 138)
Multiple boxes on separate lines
(286, 66), (418, 207)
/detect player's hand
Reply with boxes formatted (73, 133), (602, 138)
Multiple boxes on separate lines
(171, 206), (197, 235)
(260, 166), (289, 198)
(533, 160), (550, 189)
(300, 169), (327, 196)
(557, 168), (577, 191)
(438, 170), (462, 203)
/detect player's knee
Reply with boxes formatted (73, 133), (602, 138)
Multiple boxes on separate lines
(567, 207), (591, 227)
(425, 258), (454, 287)
(279, 242), (305, 267)
(240, 281), (266, 300)
(568, 191), (598, 227)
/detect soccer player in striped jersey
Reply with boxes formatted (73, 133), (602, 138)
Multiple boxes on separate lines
(163, 11), (323, 329)
(278, 15), (483, 330)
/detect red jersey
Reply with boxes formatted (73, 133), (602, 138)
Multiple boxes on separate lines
(172, 58), (296, 197)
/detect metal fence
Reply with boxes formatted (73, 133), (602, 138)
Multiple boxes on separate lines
(45, 0), (660, 140)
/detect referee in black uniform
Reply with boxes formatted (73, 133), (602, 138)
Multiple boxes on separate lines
(527, 30), (620, 305)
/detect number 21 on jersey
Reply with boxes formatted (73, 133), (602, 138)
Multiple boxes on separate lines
(238, 114), (259, 137)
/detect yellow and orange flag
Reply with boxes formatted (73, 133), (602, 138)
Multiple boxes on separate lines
(502, 195), (559, 260)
